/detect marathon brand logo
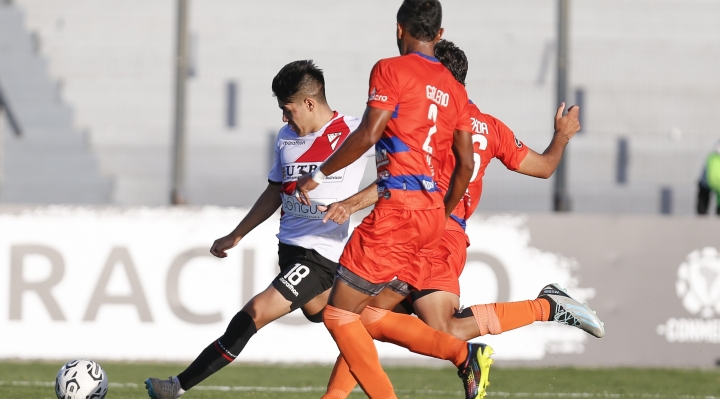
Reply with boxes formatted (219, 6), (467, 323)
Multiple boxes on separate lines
(426, 85), (449, 107)
(281, 139), (307, 147)
(657, 247), (720, 344)
(368, 87), (388, 102)
(282, 194), (336, 220)
(278, 263), (310, 297)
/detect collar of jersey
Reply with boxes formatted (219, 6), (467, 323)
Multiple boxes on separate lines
(410, 51), (439, 63)
(303, 111), (341, 137)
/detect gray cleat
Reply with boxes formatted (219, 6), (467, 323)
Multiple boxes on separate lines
(145, 377), (183, 399)
(538, 283), (605, 338)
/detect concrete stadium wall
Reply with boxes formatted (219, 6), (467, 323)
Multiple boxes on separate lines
(0, 206), (718, 367)
(5, 0), (720, 213)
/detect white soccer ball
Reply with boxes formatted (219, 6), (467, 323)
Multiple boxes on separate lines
(55, 359), (108, 399)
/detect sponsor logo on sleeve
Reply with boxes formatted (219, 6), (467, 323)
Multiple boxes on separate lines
(514, 136), (524, 148)
(368, 87), (388, 102)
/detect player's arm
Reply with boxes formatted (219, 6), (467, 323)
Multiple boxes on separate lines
(516, 103), (580, 179)
(210, 183), (283, 258)
(295, 106), (393, 205)
(443, 129), (474, 218)
(319, 182), (379, 224)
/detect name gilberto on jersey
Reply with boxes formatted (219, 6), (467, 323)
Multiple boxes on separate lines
(426, 85), (449, 107)
(369, 86), (449, 107)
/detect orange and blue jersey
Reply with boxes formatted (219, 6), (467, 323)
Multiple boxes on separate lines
(439, 102), (529, 231)
(366, 52), (473, 210)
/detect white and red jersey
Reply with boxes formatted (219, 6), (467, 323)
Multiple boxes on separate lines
(267, 112), (374, 262)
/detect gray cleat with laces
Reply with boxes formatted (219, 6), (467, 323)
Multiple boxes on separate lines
(538, 283), (605, 338)
(145, 377), (184, 399)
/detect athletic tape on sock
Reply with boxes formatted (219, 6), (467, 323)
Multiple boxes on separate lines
(470, 304), (502, 335)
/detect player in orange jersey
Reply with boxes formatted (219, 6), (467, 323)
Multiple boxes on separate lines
(317, 39), (605, 399)
(295, 1), (490, 399)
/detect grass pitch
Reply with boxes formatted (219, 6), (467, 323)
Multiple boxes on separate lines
(1, 361), (719, 399)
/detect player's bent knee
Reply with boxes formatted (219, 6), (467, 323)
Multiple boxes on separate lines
(360, 306), (389, 326)
(217, 311), (258, 357)
(303, 308), (324, 323)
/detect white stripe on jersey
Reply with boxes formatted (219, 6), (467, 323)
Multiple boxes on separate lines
(267, 112), (374, 262)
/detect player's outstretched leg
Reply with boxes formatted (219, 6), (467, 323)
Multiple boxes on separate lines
(538, 283), (605, 338)
(359, 306), (493, 399)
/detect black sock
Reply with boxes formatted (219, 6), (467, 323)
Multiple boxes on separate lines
(177, 311), (257, 390)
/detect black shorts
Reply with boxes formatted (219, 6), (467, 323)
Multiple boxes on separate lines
(271, 242), (337, 311)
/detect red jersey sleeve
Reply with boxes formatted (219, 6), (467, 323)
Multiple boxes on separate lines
(366, 60), (399, 112)
(489, 114), (529, 171)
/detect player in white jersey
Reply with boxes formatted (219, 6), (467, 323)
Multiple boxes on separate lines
(145, 60), (373, 399)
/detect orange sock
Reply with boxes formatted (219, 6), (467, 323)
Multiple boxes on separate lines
(323, 305), (395, 399)
(361, 306), (468, 368)
(322, 355), (357, 399)
(470, 299), (551, 335)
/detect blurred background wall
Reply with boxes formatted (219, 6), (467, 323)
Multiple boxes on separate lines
(0, 0), (718, 213)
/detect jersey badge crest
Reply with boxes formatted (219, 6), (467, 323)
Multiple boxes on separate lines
(327, 133), (342, 150)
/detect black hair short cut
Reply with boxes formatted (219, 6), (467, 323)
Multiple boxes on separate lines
(396, 0), (442, 42)
(271, 60), (327, 104)
(434, 39), (468, 86)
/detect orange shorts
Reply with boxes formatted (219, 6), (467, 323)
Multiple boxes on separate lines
(396, 219), (468, 295)
(339, 207), (445, 285)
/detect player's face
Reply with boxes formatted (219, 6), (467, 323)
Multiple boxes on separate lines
(278, 99), (312, 135)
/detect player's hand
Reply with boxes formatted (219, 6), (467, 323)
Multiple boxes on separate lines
(554, 102), (581, 141)
(210, 234), (241, 258)
(295, 173), (318, 206)
(318, 202), (352, 224)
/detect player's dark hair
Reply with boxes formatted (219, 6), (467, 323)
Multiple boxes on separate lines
(435, 39), (468, 86)
(271, 60), (327, 104)
(396, 0), (442, 42)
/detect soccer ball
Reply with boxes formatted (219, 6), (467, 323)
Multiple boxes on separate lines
(55, 359), (108, 399)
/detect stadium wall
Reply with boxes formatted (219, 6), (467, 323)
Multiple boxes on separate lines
(7, 0), (720, 213)
(0, 206), (718, 367)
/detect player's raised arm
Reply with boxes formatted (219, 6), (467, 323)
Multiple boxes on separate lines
(516, 102), (580, 179)
(295, 106), (392, 205)
(443, 128), (474, 218)
(210, 183), (282, 258)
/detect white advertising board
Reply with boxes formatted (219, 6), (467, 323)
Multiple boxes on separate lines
(0, 207), (593, 363)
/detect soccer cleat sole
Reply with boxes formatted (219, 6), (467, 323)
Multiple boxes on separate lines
(475, 345), (494, 399)
(145, 378), (163, 399)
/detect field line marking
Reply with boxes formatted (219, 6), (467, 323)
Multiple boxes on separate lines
(0, 381), (716, 399)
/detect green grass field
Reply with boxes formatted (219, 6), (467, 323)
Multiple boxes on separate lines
(1, 361), (719, 399)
